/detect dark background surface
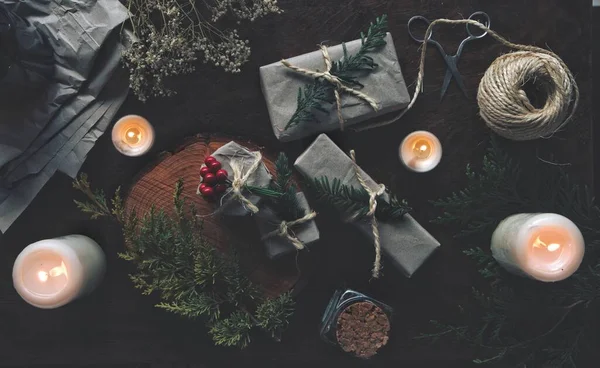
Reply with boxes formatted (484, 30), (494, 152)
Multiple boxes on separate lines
(0, 1), (597, 367)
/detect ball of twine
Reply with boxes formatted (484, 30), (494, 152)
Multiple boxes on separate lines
(477, 51), (575, 140)
(363, 19), (579, 141)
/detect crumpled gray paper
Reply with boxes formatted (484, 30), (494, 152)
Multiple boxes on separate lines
(0, 0), (129, 170)
(0, 0), (130, 233)
(210, 141), (272, 216)
(294, 134), (440, 277)
(259, 33), (410, 142)
(255, 192), (320, 260)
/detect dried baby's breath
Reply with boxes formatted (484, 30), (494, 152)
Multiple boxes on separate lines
(123, 0), (282, 102)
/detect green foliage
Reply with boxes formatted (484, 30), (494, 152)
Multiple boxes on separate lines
(268, 153), (306, 221)
(307, 176), (411, 221)
(73, 174), (122, 221)
(255, 292), (296, 339)
(209, 311), (254, 348)
(419, 138), (600, 367)
(285, 15), (388, 129)
(248, 152), (306, 221)
(74, 175), (296, 348)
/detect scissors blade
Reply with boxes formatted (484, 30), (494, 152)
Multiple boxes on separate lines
(440, 55), (468, 99)
(440, 68), (453, 100)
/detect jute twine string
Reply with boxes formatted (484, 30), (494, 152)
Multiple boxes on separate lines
(281, 45), (379, 131)
(262, 211), (318, 250)
(350, 150), (386, 279)
(227, 151), (263, 214)
(358, 19), (578, 140)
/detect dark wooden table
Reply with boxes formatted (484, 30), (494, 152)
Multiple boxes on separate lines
(0, 1), (596, 367)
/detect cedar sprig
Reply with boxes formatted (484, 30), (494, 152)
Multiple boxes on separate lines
(417, 138), (600, 367)
(248, 152), (307, 221)
(307, 176), (410, 221)
(285, 15), (388, 130)
(268, 153), (306, 221)
(255, 291), (295, 339)
(73, 175), (296, 348)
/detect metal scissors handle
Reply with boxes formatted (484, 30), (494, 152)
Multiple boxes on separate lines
(439, 11), (491, 99)
(408, 12), (491, 99)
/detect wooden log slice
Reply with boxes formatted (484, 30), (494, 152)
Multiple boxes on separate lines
(124, 134), (300, 299)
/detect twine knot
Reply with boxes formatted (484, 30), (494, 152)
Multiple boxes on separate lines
(263, 210), (317, 250)
(350, 150), (385, 279)
(281, 45), (379, 130)
(228, 151), (263, 214)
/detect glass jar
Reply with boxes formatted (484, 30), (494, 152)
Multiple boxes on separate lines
(320, 289), (394, 358)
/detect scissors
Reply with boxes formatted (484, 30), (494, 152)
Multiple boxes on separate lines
(408, 11), (491, 100)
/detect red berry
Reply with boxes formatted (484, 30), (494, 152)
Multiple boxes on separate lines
(203, 173), (217, 185)
(201, 186), (215, 198)
(199, 183), (208, 191)
(208, 160), (222, 172)
(215, 169), (228, 182)
(204, 156), (217, 165)
(214, 184), (227, 195)
(200, 166), (210, 178)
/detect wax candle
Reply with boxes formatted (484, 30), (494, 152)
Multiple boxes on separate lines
(399, 131), (442, 172)
(13, 235), (106, 309)
(111, 115), (154, 156)
(490, 213), (585, 282)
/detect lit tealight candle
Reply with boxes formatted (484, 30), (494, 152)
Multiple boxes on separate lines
(112, 115), (154, 156)
(490, 213), (585, 282)
(399, 131), (442, 172)
(13, 235), (106, 309)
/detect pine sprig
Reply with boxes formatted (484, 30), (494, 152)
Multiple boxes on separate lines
(73, 175), (296, 348)
(285, 15), (388, 129)
(419, 138), (600, 367)
(307, 176), (410, 221)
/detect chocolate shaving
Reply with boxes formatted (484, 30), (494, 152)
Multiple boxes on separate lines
(335, 301), (391, 358)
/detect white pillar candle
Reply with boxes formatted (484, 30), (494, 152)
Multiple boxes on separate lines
(490, 213), (584, 282)
(399, 131), (442, 172)
(13, 235), (106, 309)
(111, 115), (155, 156)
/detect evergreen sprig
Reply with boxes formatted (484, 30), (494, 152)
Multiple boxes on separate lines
(417, 138), (600, 367)
(307, 176), (410, 221)
(73, 175), (296, 348)
(285, 15), (388, 130)
(268, 153), (306, 221)
(248, 152), (307, 222)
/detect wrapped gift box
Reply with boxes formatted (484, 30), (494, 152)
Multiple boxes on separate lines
(260, 33), (410, 142)
(208, 141), (272, 216)
(255, 192), (320, 260)
(294, 134), (440, 277)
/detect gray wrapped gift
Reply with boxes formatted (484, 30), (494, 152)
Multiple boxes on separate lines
(259, 33), (410, 142)
(294, 134), (440, 277)
(255, 192), (320, 260)
(202, 141), (272, 216)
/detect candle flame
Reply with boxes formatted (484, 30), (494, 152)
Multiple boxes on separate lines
(37, 261), (67, 282)
(412, 138), (432, 159)
(37, 270), (48, 282)
(532, 236), (561, 252)
(124, 127), (142, 145)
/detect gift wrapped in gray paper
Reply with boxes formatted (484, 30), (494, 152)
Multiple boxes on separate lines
(203, 141), (272, 216)
(259, 33), (410, 142)
(255, 192), (320, 260)
(294, 134), (440, 277)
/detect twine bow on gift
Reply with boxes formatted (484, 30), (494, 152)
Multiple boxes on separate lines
(281, 45), (379, 131)
(226, 151), (263, 214)
(262, 210), (317, 250)
(350, 150), (386, 278)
